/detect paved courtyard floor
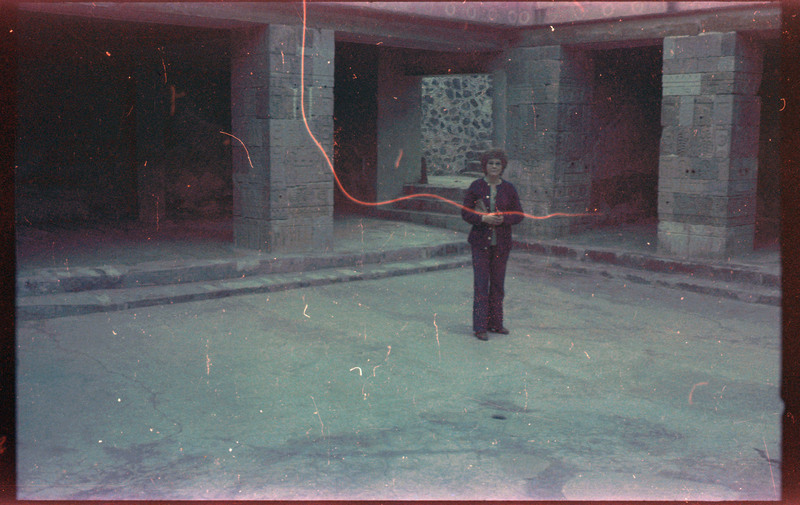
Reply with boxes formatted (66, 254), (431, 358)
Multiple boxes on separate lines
(16, 253), (781, 500)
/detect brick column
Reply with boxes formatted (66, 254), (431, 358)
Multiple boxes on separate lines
(231, 24), (334, 252)
(503, 46), (593, 239)
(658, 32), (763, 258)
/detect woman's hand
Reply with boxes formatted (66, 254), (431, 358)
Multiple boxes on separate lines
(481, 213), (504, 226)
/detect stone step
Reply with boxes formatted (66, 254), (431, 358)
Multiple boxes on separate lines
(394, 182), (470, 214)
(370, 208), (471, 234)
(515, 252), (780, 306)
(17, 254), (473, 320)
(514, 240), (781, 290)
(393, 194), (464, 215)
(367, 208), (780, 296)
(402, 183), (467, 202)
(16, 240), (470, 297)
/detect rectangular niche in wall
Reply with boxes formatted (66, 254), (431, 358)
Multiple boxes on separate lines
(421, 74), (493, 176)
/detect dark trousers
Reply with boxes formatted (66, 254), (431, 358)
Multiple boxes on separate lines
(471, 244), (510, 333)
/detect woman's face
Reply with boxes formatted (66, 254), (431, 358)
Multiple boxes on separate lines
(485, 158), (504, 178)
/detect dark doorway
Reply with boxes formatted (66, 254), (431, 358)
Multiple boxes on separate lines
(589, 45), (663, 229)
(756, 39), (781, 249)
(15, 12), (232, 227)
(333, 41), (379, 215)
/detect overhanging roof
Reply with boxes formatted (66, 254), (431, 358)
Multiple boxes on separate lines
(18, 2), (781, 52)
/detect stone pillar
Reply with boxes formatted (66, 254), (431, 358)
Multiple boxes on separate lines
(503, 46), (593, 239)
(658, 32), (763, 258)
(231, 24), (334, 252)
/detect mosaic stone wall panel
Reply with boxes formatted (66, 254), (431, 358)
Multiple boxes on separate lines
(421, 74), (493, 176)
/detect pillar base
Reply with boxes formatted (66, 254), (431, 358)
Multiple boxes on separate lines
(657, 221), (754, 259)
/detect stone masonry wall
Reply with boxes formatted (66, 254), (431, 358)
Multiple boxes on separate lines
(231, 24), (334, 252)
(421, 74), (493, 175)
(657, 32), (763, 258)
(504, 45), (594, 239)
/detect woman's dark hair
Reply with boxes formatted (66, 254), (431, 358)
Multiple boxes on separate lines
(480, 149), (508, 174)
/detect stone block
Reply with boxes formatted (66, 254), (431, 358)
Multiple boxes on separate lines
(678, 96), (695, 126)
(690, 126), (714, 158)
(729, 157), (759, 181)
(701, 71), (761, 95)
(663, 37), (677, 59)
(232, 149), (251, 176)
(255, 87), (270, 119)
(726, 194), (757, 220)
(731, 125), (760, 158)
(234, 217), (270, 251)
(657, 221), (729, 258)
(675, 128), (692, 156)
(526, 129), (558, 159)
(673, 193), (712, 217)
(693, 97), (713, 126)
(659, 127), (677, 156)
(312, 54), (334, 79)
(530, 103), (559, 131)
(508, 57), (562, 86)
(672, 32), (726, 59)
(286, 183), (333, 208)
(268, 222), (315, 253)
(269, 24), (302, 54)
(269, 86), (300, 120)
(660, 97), (680, 126)
(733, 96), (762, 127)
(507, 84), (534, 106)
(696, 56), (728, 73)
(305, 86), (334, 118)
(734, 55), (763, 74)
(659, 176), (729, 196)
(662, 57), (698, 74)
(712, 126), (731, 159)
(241, 120), (266, 149)
(534, 81), (561, 104)
(717, 56), (736, 72)
(240, 186), (269, 220)
(659, 155), (686, 179)
(712, 95), (735, 126)
(662, 73), (701, 96)
(688, 157), (720, 180)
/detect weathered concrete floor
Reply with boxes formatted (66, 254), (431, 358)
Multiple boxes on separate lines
(16, 254), (781, 500)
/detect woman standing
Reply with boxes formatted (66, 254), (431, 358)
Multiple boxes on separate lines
(461, 149), (524, 341)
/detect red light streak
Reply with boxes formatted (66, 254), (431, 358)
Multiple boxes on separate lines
(220, 131), (254, 169)
(688, 381), (708, 405)
(394, 148), (404, 169)
(433, 313), (441, 362)
(292, 0), (594, 222)
(764, 434), (777, 495)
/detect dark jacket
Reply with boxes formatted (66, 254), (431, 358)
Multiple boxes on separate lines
(461, 178), (524, 250)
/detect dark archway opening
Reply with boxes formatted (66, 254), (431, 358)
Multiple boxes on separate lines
(333, 41), (379, 216)
(15, 12), (232, 228)
(16, 12), (233, 268)
(589, 45), (663, 231)
(756, 39), (781, 249)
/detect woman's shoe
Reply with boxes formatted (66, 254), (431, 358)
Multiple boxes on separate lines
(489, 327), (510, 334)
(475, 332), (488, 341)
